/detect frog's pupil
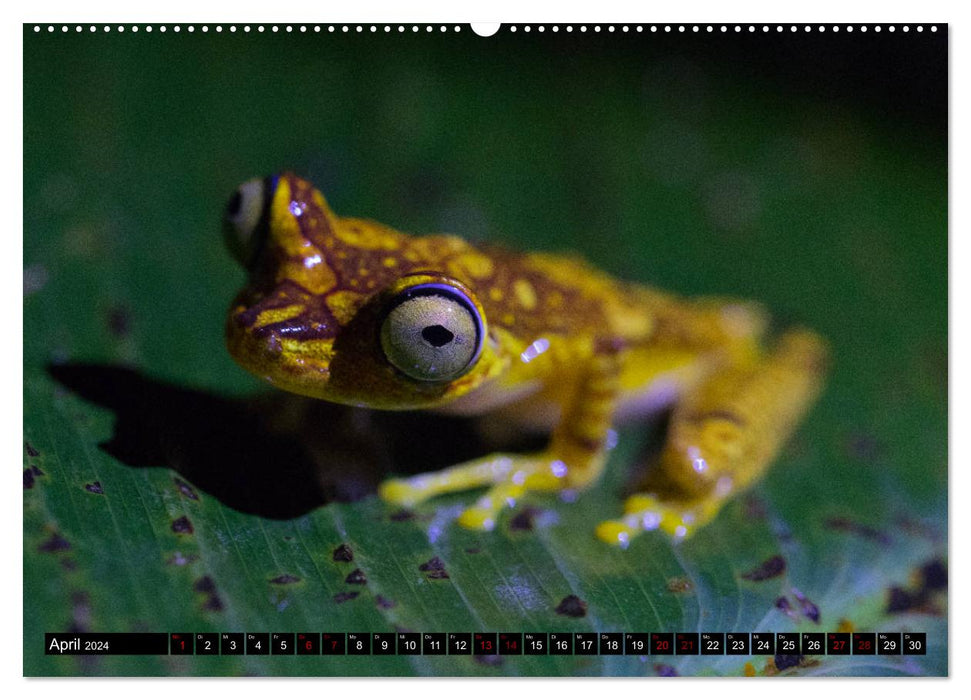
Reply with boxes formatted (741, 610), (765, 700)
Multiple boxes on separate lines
(226, 190), (242, 218)
(422, 325), (454, 347)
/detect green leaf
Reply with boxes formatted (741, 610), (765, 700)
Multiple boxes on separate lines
(24, 28), (946, 676)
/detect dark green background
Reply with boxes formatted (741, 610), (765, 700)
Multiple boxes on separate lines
(24, 24), (947, 676)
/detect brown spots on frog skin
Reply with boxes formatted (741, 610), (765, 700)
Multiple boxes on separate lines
(741, 555), (786, 582)
(375, 595), (397, 609)
(334, 591), (359, 604)
(254, 304), (306, 329)
(555, 594), (588, 617)
(84, 482), (104, 495)
(269, 574), (302, 585)
(24, 469), (35, 489)
(25, 441), (40, 457)
(325, 290), (367, 326)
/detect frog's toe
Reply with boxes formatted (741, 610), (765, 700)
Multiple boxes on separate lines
(457, 506), (498, 531)
(596, 493), (708, 545)
(595, 519), (637, 547)
(455, 481), (527, 531)
(378, 478), (424, 507)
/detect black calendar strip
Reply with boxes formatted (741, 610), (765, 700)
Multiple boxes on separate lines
(45, 631), (928, 656)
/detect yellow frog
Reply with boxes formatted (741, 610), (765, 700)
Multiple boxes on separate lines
(223, 173), (828, 546)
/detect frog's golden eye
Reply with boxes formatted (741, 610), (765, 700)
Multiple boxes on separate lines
(380, 284), (484, 383)
(223, 177), (273, 267)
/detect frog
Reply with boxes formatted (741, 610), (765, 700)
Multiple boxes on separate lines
(223, 173), (829, 546)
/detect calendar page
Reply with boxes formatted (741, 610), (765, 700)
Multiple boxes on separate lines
(23, 20), (947, 678)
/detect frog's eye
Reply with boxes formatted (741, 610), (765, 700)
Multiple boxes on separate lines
(223, 177), (272, 267)
(380, 284), (484, 383)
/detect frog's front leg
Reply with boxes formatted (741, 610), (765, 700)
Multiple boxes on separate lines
(596, 329), (829, 546)
(379, 340), (623, 530)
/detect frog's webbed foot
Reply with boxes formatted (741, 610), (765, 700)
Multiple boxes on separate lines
(597, 329), (828, 547)
(596, 493), (728, 546)
(379, 453), (569, 530)
(380, 339), (625, 531)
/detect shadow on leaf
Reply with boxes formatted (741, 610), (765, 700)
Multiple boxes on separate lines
(47, 363), (499, 520)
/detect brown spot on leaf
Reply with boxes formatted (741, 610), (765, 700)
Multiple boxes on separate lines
(921, 559), (947, 591)
(774, 654), (804, 671)
(25, 442), (39, 457)
(39, 532), (71, 553)
(84, 482), (104, 495)
(886, 559), (947, 614)
(426, 570), (450, 580)
(334, 591), (359, 604)
(667, 576), (693, 593)
(655, 664), (678, 676)
(825, 516), (891, 545)
(345, 569), (367, 585)
(793, 589), (820, 624)
(419, 556), (447, 574)
(194, 576), (216, 593)
(202, 594), (224, 612)
(270, 574), (301, 585)
(171, 516), (194, 534)
(24, 469), (35, 489)
(741, 555), (786, 581)
(390, 509), (415, 522)
(509, 506), (542, 532)
(473, 654), (503, 667)
(555, 594), (588, 617)
(332, 544), (354, 562)
(32, 465), (43, 476)
(107, 305), (131, 337)
(887, 586), (917, 613)
(376, 595), (397, 609)
(173, 477), (199, 500)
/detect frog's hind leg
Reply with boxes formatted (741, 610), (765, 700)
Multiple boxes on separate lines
(596, 329), (829, 547)
(379, 339), (623, 530)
